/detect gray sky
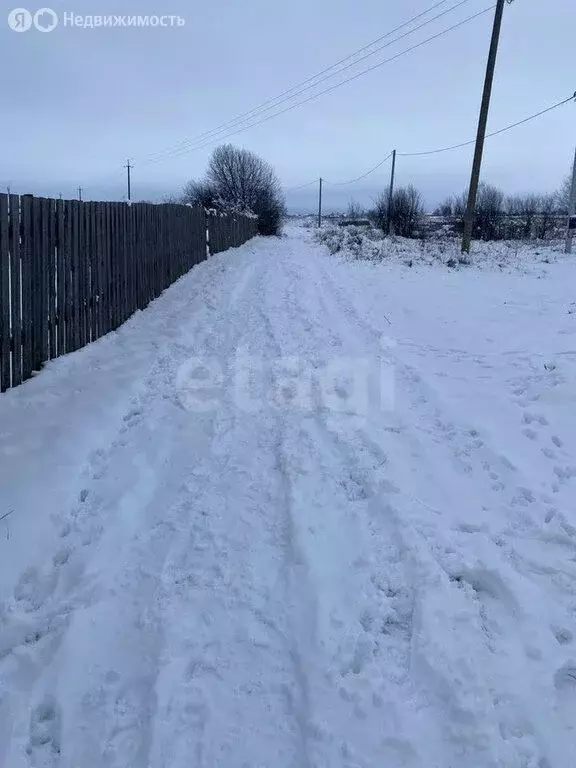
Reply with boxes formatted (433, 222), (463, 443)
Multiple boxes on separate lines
(0, 0), (574, 211)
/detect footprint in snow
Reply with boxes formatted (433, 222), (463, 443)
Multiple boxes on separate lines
(26, 695), (62, 767)
(552, 626), (573, 646)
(554, 662), (576, 691)
(523, 428), (538, 441)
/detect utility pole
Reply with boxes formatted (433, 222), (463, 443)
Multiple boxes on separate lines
(78, 186), (83, 201)
(387, 149), (397, 236)
(124, 159), (133, 201)
(318, 177), (323, 228)
(461, 0), (510, 254)
(565, 147), (576, 254)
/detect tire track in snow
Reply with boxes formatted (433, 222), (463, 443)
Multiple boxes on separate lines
(260, 242), (457, 766)
(146, 253), (316, 767)
(1, 246), (312, 768)
(278, 238), (574, 766)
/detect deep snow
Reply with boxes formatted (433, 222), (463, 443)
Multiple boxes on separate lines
(1, 226), (576, 767)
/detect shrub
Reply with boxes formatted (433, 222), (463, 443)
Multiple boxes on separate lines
(181, 144), (286, 236)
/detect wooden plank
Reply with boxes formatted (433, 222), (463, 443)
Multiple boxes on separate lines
(107, 203), (115, 330)
(9, 194), (22, 387)
(153, 205), (160, 298)
(0, 195), (10, 391)
(29, 197), (40, 370)
(46, 198), (57, 360)
(145, 204), (153, 304)
(127, 203), (135, 318)
(86, 202), (95, 342)
(30, 197), (47, 371)
(94, 202), (104, 340)
(40, 197), (50, 366)
(91, 201), (100, 341)
(103, 202), (112, 334)
(77, 202), (87, 348)
(63, 201), (74, 354)
(110, 203), (120, 330)
(136, 205), (144, 310)
(97, 203), (105, 336)
(140, 205), (147, 307)
(119, 203), (127, 324)
(20, 196), (33, 380)
(70, 201), (81, 351)
(83, 202), (91, 343)
(55, 198), (65, 358)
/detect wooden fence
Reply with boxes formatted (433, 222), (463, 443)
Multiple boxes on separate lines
(0, 195), (258, 393)
(207, 211), (257, 254)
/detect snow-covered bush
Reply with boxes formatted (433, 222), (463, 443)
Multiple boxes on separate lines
(314, 223), (563, 272)
(181, 144), (285, 236)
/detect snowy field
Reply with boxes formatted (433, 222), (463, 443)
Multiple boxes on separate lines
(1, 224), (576, 767)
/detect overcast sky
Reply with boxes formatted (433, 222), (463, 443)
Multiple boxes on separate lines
(0, 0), (574, 211)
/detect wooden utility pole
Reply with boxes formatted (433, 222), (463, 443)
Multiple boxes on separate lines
(462, 0), (510, 254)
(565, 147), (576, 254)
(77, 186), (83, 201)
(125, 159), (133, 201)
(387, 149), (397, 236)
(318, 177), (323, 228)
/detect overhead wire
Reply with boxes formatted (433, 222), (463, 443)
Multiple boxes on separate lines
(146, 5), (495, 165)
(143, 0), (469, 163)
(284, 92), (574, 192)
(398, 92), (576, 156)
(324, 153), (393, 185)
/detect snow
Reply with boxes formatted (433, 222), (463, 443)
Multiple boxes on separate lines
(2, 225), (576, 767)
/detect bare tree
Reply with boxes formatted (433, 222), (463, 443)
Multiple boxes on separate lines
(452, 191), (468, 220)
(181, 181), (217, 209)
(434, 199), (453, 217)
(183, 144), (285, 235)
(370, 193), (388, 231)
(346, 199), (364, 219)
(556, 175), (572, 215)
(472, 183), (505, 240)
(372, 185), (424, 238)
(506, 193), (539, 239)
(535, 194), (557, 240)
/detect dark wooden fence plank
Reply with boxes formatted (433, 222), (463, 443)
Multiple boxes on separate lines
(46, 198), (57, 360)
(9, 194), (22, 387)
(30, 197), (47, 371)
(127, 204), (136, 317)
(63, 200), (74, 354)
(89, 202), (98, 342)
(71, 200), (82, 352)
(103, 202), (112, 335)
(20, 196), (33, 381)
(94, 202), (104, 340)
(84, 202), (92, 343)
(78, 202), (88, 348)
(0, 195), (10, 392)
(111, 203), (121, 330)
(55, 198), (65, 358)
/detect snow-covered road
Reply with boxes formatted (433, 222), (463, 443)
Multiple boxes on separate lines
(2, 227), (576, 767)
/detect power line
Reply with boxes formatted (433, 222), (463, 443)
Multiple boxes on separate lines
(147, 6), (494, 165)
(284, 92), (574, 193)
(325, 153), (393, 185)
(398, 92), (575, 156)
(144, 0), (476, 164)
(283, 179), (318, 192)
